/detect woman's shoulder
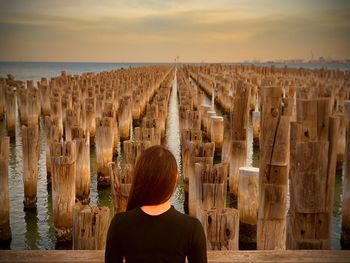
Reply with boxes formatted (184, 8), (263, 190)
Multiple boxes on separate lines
(109, 208), (139, 228)
(169, 208), (203, 228)
(110, 206), (202, 229)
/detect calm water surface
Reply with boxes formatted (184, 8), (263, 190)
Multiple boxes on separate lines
(0, 62), (344, 249)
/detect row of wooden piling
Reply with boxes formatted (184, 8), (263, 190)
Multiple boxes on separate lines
(176, 69), (240, 249)
(179, 64), (350, 250)
(0, 63), (349, 250)
(0, 65), (175, 246)
(111, 68), (176, 214)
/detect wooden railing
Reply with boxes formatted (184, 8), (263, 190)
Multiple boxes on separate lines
(1, 250), (350, 263)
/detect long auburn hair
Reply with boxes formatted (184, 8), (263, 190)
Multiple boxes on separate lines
(126, 145), (178, 211)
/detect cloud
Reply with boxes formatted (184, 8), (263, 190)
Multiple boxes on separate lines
(0, 0), (349, 62)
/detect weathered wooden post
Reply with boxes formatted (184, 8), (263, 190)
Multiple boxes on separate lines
(123, 140), (151, 167)
(71, 127), (90, 204)
(0, 81), (5, 121)
(199, 208), (239, 250)
(341, 100), (350, 249)
(38, 81), (51, 116)
(252, 111), (260, 147)
(221, 115), (231, 163)
(0, 136), (11, 244)
(72, 203), (110, 250)
(51, 141), (76, 243)
(238, 167), (259, 249)
(17, 86), (28, 125)
(5, 87), (16, 136)
(188, 142), (215, 216)
(50, 97), (63, 136)
(195, 162), (229, 214)
(46, 118), (61, 186)
(27, 88), (40, 126)
(118, 96), (132, 140)
(287, 98), (338, 249)
(229, 82), (250, 207)
(210, 116), (224, 157)
(102, 103), (118, 153)
(22, 125), (39, 211)
(85, 98), (96, 142)
(336, 113), (346, 165)
(257, 86), (290, 250)
(95, 117), (114, 187)
(109, 162), (132, 214)
(218, 208), (240, 250)
(65, 108), (80, 141)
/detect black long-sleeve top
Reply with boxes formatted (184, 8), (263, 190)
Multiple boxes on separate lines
(105, 206), (207, 263)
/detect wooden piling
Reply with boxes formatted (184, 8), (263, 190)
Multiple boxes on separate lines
(5, 87), (16, 136)
(287, 98), (338, 249)
(46, 118), (61, 186)
(50, 97), (63, 137)
(124, 140), (151, 166)
(84, 98), (96, 141)
(210, 116), (224, 156)
(221, 115), (231, 163)
(109, 162), (132, 214)
(102, 102), (118, 151)
(335, 113), (346, 165)
(22, 125), (39, 211)
(229, 82), (250, 208)
(195, 162), (229, 214)
(38, 81), (51, 116)
(118, 96), (132, 140)
(95, 117), (114, 188)
(72, 203), (110, 250)
(199, 208), (239, 250)
(0, 81), (5, 121)
(252, 111), (260, 147)
(257, 86), (290, 250)
(341, 100), (350, 249)
(51, 141), (76, 243)
(187, 142), (215, 216)
(71, 127), (90, 204)
(65, 109), (80, 141)
(17, 86), (28, 125)
(0, 136), (11, 243)
(238, 167), (259, 249)
(26, 88), (40, 126)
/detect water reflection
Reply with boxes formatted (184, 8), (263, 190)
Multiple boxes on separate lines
(24, 211), (39, 249)
(166, 71), (185, 213)
(332, 169), (343, 249)
(46, 188), (55, 249)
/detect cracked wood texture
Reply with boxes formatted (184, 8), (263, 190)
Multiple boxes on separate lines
(287, 98), (339, 249)
(257, 86), (290, 250)
(72, 203), (110, 250)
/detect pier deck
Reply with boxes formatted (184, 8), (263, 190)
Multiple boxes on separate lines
(0, 250), (349, 263)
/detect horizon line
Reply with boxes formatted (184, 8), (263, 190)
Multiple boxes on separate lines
(1, 59), (350, 64)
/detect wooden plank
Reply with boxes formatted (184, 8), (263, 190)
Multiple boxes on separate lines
(0, 250), (349, 263)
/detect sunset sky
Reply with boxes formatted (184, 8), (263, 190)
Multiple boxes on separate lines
(0, 0), (349, 62)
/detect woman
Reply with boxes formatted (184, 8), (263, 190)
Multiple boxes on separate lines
(105, 145), (207, 263)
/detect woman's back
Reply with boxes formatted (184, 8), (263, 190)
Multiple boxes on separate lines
(105, 206), (207, 263)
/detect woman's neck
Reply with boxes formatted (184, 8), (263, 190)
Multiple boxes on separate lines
(141, 200), (171, 216)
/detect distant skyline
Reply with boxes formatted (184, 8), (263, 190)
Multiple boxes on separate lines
(0, 0), (349, 63)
